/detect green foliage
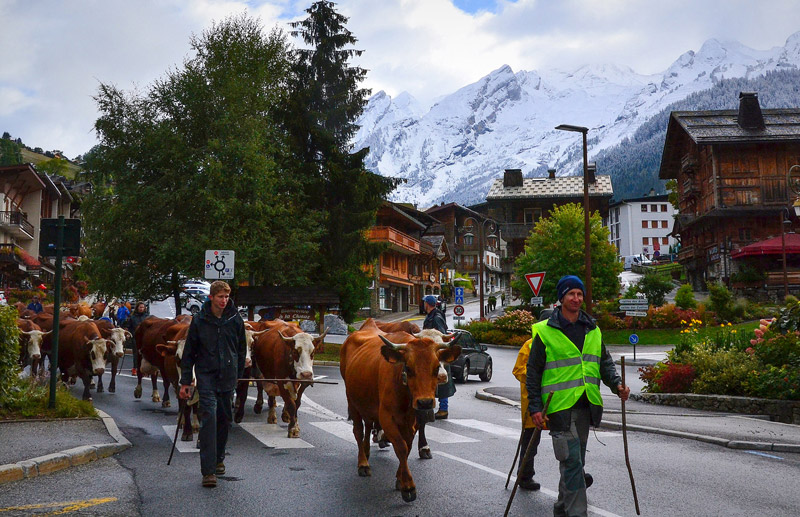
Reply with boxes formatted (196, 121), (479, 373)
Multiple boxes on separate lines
(639, 362), (696, 393)
(459, 320), (528, 347)
(683, 343), (754, 396)
(744, 365), (800, 400)
(85, 14), (323, 307)
(0, 378), (97, 419)
(632, 270), (673, 308)
(771, 298), (800, 333)
(730, 263), (766, 283)
(752, 332), (800, 368)
(453, 273), (474, 291)
(511, 203), (621, 306)
(0, 137), (22, 166)
(0, 306), (20, 401)
(674, 284), (696, 309)
(707, 282), (733, 322)
(35, 157), (71, 176)
(493, 309), (536, 334)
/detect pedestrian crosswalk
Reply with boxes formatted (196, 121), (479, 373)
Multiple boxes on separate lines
(163, 415), (621, 451)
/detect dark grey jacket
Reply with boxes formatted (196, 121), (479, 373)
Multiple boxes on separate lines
(525, 307), (621, 431)
(180, 300), (246, 392)
(423, 307), (456, 398)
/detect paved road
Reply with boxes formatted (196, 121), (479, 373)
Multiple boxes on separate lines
(3, 354), (799, 517)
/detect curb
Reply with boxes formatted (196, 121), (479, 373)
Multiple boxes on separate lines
(474, 388), (800, 453)
(0, 409), (131, 485)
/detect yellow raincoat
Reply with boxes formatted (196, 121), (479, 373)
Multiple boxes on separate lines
(512, 338), (535, 429)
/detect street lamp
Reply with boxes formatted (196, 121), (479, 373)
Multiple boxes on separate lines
(479, 218), (498, 320)
(555, 124), (593, 314)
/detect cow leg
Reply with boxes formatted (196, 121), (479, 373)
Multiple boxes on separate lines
(351, 410), (371, 477)
(161, 375), (170, 408)
(417, 417), (431, 459)
(181, 397), (194, 442)
(151, 373), (161, 403)
(134, 366), (143, 399)
(96, 371), (104, 393)
(253, 379), (264, 414)
(108, 354), (118, 393)
(267, 395), (277, 424)
(281, 389), (299, 438)
(382, 417), (416, 502)
(81, 373), (93, 401)
(234, 367), (250, 423)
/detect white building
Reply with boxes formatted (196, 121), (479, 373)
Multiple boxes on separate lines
(607, 192), (677, 259)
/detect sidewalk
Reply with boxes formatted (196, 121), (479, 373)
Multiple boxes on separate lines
(477, 386), (800, 453)
(0, 409), (131, 485)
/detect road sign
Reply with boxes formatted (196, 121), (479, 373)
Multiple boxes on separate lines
(455, 287), (465, 297)
(454, 295), (464, 304)
(620, 305), (649, 311)
(530, 297), (543, 306)
(625, 311), (648, 317)
(619, 298), (648, 304)
(453, 305), (465, 316)
(524, 272), (546, 296)
(205, 250), (235, 280)
(629, 334), (639, 345)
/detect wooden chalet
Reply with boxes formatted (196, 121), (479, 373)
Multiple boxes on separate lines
(659, 92), (800, 295)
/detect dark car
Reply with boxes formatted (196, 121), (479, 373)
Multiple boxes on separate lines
(449, 329), (492, 383)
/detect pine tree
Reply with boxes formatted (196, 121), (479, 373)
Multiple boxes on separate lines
(288, 1), (399, 321)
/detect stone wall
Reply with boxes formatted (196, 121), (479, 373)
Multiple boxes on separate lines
(633, 393), (800, 424)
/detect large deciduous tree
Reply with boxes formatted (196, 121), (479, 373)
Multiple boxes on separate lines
(84, 14), (321, 311)
(287, 1), (399, 321)
(512, 203), (621, 306)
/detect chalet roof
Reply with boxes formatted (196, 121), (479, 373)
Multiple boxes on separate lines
(660, 109), (800, 179)
(609, 193), (669, 207)
(486, 175), (613, 200)
(425, 202), (489, 221)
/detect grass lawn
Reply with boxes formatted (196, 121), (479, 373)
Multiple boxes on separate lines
(0, 379), (97, 420)
(602, 320), (759, 346)
(316, 341), (342, 363)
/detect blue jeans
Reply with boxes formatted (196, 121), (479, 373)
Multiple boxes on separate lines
(198, 388), (233, 476)
(439, 397), (448, 411)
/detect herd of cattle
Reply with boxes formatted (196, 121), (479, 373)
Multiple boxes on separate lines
(15, 303), (463, 503)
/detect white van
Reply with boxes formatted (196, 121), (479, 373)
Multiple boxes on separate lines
(622, 254), (652, 270)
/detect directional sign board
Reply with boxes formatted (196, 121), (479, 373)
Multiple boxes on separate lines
(524, 272), (546, 297)
(625, 311), (648, 317)
(205, 250), (235, 280)
(454, 295), (464, 304)
(629, 334), (639, 345)
(453, 305), (465, 316)
(455, 287), (465, 297)
(620, 305), (650, 311)
(619, 298), (648, 304)
(530, 297), (543, 306)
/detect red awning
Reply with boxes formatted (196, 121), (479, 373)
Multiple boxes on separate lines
(731, 233), (800, 259)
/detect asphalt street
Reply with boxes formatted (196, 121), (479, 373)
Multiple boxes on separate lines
(3, 344), (799, 517)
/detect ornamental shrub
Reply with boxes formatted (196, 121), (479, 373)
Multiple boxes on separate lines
(744, 365), (800, 400)
(494, 310), (536, 334)
(752, 332), (800, 367)
(656, 362), (696, 393)
(707, 281), (733, 322)
(0, 305), (21, 401)
(683, 343), (754, 396)
(674, 284), (696, 309)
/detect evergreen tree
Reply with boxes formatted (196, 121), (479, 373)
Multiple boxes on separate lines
(0, 133), (22, 166)
(288, 1), (399, 321)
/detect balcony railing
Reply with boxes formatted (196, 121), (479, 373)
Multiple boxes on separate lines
(677, 245), (695, 262)
(501, 223), (535, 240)
(0, 211), (34, 240)
(368, 226), (421, 254)
(0, 243), (24, 265)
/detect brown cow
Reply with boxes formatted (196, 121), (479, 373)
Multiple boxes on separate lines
(340, 329), (460, 502)
(17, 319), (50, 375)
(57, 320), (108, 401)
(93, 319), (132, 393)
(250, 322), (328, 438)
(155, 323), (200, 443)
(375, 320), (422, 334)
(134, 316), (184, 407)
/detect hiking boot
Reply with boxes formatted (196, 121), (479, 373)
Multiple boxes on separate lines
(584, 473), (593, 488)
(202, 474), (217, 487)
(434, 410), (448, 420)
(518, 478), (541, 491)
(215, 462), (225, 475)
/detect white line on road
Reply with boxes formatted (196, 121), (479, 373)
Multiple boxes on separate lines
(743, 450), (784, 460)
(435, 451), (623, 517)
(423, 425), (480, 443)
(308, 421), (376, 446)
(162, 426), (198, 453)
(245, 394), (346, 421)
(239, 422), (314, 449)
(448, 419), (523, 438)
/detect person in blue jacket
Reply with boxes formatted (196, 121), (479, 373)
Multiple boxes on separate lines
(27, 295), (43, 314)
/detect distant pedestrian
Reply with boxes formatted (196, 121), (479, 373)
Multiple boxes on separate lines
(126, 302), (148, 375)
(116, 302), (130, 328)
(527, 275), (629, 517)
(422, 294), (454, 419)
(179, 281), (246, 488)
(26, 295), (43, 314)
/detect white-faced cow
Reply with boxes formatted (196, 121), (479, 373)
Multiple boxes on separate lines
(17, 318), (50, 376)
(57, 320), (108, 401)
(93, 319), (132, 393)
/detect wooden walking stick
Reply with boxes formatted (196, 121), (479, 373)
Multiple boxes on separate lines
(505, 426), (524, 489)
(168, 386), (198, 465)
(504, 392), (553, 517)
(621, 356), (641, 515)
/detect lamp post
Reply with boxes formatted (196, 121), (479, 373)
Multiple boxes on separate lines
(479, 218), (497, 320)
(555, 124), (593, 314)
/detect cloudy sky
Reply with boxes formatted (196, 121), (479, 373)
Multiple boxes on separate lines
(2, 0), (799, 158)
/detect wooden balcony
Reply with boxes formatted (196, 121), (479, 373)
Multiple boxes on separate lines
(677, 244), (696, 262)
(501, 223), (535, 240)
(0, 211), (34, 240)
(368, 226), (421, 254)
(0, 243), (24, 265)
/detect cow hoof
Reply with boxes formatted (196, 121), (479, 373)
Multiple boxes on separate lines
(234, 413), (243, 424)
(253, 403), (263, 414)
(358, 466), (371, 477)
(196, 439), (200, 449)
(419, 447), (432, 460)
(401, 488), (417, 503)
(281, 411), (289, 423)
(89, 381), (96, 389)
(152, 394), (161, 403)
(96, 385), (104, 393)
(134, 385), (142, 398)
(267, 414), (277, 424)
(181, 432), (193, 442)
(108, 386), (115, 393)
(162, 400), (170, 408)
(288, 427), (300, 438)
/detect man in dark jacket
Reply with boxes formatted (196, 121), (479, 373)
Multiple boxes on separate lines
(126, 302), (149, 375)
(179, 281), (246, 488)
(526, 275), (629, 517)
(422, 294), (454, 419)
(27, 295), (43, 314)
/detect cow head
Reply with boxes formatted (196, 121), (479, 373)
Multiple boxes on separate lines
(244, 328), (269, 368)
(106, 328), (129, 358)
(21, 329), (51, 361)
(413, 330), (463, 383)
(278, 328), (329, 380)
(84, 337), (108, 375)
(164, 338), (188, 363)
(77, 315), (90, 321)
(379, 334), (461, 410)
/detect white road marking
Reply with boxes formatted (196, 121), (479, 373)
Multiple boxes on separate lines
(162, 426), (198, 453)
(422, 425), (480, 443)
(245, 394), (346, 421)
(238, 422), (314, 449)
(447, 419), (522, 438)
(744, 450), (783, 460)
(309, 421), (377, 446)
(436, 451), (623, 517)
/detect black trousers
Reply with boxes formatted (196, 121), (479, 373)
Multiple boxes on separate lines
(198, 387), (233, 476)
(518, 426), (541, 481)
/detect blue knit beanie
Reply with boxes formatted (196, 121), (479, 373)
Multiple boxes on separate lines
(423, 295), (438, 306)
(556, 275), (585, 301)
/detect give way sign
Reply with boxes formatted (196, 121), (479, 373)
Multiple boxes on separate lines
(524, 272), (546, 297)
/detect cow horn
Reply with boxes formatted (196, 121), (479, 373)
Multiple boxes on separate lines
(166, 340), (177, 345)
(378, 334), (400, 349)
(21, 330), (33, 335)
(244, 322), (255, 330)
(253, 328), (269, 336)
(318, 327), (330, 340)
(278, 330), (294, 343)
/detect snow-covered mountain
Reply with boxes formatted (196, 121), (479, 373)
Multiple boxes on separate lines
(354, 32), (800, 206)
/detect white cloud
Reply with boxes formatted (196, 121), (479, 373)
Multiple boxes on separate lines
(1, 0), (799, 157)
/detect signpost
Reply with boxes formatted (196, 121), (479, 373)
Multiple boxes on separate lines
(453, 305), (465, 317)
(619, 298), (649, 360)
(205, 250), (235, 280)
(454, 286), (464, 305)
(530, 297), (543, 306)
(524, 272), (546, 297)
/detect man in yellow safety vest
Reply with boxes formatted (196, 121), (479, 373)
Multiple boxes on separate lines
(526, 275), (630, 517)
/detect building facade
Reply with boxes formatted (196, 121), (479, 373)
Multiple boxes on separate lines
(608, 192), (677, 259)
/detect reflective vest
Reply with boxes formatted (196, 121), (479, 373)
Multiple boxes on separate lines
(532, 319), (603, 414)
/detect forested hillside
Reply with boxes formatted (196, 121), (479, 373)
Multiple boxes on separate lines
(599, 69), (800, 201)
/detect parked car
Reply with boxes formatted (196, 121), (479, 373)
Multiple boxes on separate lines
(182, 284), (210, 315)
(0, 291), (6, 306)
(449, 329), (492, 383)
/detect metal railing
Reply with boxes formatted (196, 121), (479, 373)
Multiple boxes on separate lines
(0, 211), (34, 238)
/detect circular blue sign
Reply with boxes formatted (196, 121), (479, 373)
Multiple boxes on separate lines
(629, 334), (639, 345)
